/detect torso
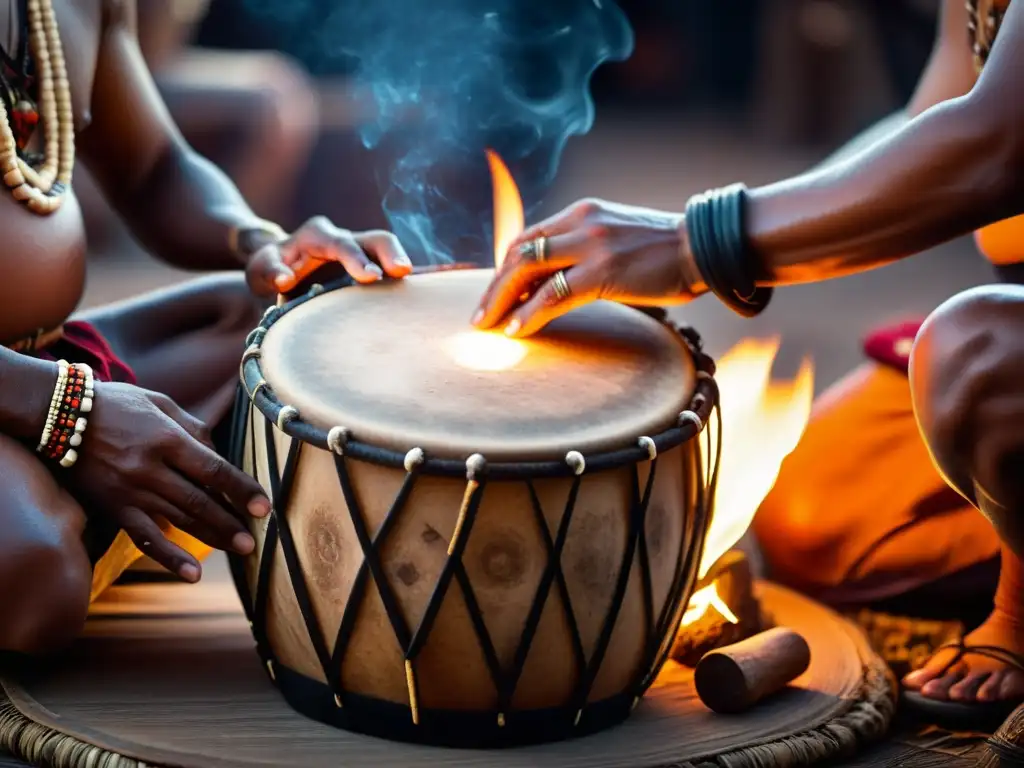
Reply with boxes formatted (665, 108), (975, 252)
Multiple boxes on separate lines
(0, 0), (101, 344)
(968, 0), (1023, 271)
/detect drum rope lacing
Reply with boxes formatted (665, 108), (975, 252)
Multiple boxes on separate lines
(229, 275), (722, 746)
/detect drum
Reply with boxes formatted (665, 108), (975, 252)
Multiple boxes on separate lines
(229, 268), (721, 748)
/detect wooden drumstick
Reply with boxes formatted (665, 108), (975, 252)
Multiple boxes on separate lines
(694, 627), (811, 714)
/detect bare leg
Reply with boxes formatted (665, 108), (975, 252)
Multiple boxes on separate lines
(0, 433), (93, 654)
(902, 285), (1024, 706)
(77, 272), (264, 427)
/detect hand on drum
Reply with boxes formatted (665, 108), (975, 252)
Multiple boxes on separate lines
(245, 216), (413, 298)
(64, 382), (271, 583)
(471, 199), (698, 338)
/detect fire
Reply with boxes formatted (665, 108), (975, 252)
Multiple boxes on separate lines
(486, 149), (524, 271)
(680, 338), (814, 628)
(449, 150), (528, 372)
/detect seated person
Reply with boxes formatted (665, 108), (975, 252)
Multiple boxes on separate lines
(0, 0), (411, 653)
(470, 0), (1024, 729)
(134, 0), (317, 224)
(77, 0), (317, 247)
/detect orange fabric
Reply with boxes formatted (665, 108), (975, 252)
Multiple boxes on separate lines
(755, 363), (1000, 604)
(976, 215), (1024, 266)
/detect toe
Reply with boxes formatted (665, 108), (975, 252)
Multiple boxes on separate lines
(904, 666), (942, 690)
(977, 670), (1007, 702)
(949, 672), (990, 702)
(998, 669), (1024, 701)
(920, 664), (967, 701)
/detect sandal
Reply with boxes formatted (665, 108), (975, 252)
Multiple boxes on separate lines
(901, 641), (1024, 730)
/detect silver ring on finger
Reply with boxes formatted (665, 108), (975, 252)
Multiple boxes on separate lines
(552, 270), (571, 301)
(534, 236), (547, 262)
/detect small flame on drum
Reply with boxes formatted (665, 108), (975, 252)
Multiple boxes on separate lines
(486, 149), (525, 271)
(447, 330), (527, 372)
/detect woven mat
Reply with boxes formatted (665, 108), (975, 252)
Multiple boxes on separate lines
(0, 557), (895, 768)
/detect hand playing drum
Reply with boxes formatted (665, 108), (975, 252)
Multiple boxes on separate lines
(471, 199), (699, 338)
(243, 217), (414, 298)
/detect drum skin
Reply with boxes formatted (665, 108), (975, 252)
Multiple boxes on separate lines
(234, 270), (712, 743)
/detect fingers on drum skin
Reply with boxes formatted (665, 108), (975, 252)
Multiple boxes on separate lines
(504, 265), (599, 339)
(117, 507), (202, 582)
(476, 229), (599, 329)
(354, 230), (413, 278)
(292, 217), (383, 284)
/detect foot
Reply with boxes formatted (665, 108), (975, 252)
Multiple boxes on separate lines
(902, 610), (1024, 705)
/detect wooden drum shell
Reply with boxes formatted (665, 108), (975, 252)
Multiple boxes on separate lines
(230, 274), (719, 747)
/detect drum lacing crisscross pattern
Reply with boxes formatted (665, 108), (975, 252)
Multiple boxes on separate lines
(228, 275), (722, 745)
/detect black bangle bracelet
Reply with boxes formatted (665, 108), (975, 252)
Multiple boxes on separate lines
(684, 184), (772, 318)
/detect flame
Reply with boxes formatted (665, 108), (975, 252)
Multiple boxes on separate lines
(447, 331), (526, 372)
(486, 149), (524, 270)
(681, 583), (738, 627)
(448, 151), (528, 371)
(680, 338), (815, 628)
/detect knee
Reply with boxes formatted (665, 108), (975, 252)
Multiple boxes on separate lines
(0, 504), (91, 655)
(207, 274), (265, 336)
(243, 55), (319, 162)
(909, 284), (1024, 496)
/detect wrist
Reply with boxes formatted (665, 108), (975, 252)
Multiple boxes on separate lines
(229, 219), (288, 265)
(683, 185), (773, 318)
(0, 352), (62, 442)
(36, 361), (95, 468)
(676, 216), (708, 297)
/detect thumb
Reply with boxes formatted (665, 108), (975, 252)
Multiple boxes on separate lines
(246, 245), (296, 297)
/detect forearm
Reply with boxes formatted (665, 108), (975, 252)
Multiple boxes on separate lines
(746, 93), (1019, 286)
(0, 349), (60, 443)
(117, 145), (279, 271)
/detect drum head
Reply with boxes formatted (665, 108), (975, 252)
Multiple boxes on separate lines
(259, 270), (695, 461)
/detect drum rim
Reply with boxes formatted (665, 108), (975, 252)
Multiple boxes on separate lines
(238, 271), (720, 480)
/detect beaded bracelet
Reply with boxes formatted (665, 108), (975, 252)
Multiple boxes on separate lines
(37, 360), (94, 468)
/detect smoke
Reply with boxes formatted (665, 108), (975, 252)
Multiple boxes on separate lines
(246, 0), (633, 263)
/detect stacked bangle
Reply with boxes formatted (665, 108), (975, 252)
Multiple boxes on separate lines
(37, 360), (94, 469)
(684, 183), (773, 318)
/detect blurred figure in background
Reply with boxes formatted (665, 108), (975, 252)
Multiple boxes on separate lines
(79, 0), (318, 251)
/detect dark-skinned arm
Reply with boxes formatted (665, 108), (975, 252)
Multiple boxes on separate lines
(745, 0), (1022, 287)
(76, 0), (274, 271)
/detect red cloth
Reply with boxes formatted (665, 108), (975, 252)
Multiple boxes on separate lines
(32, 321), (137, 384)
(862, 319), (925, 375)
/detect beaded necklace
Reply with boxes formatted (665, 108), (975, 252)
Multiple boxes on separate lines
(967, 0), (1007, 73)
(0, 0), (74, 215)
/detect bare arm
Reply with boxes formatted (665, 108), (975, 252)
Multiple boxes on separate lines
(746, 0), (1022, 286)
(77, 0), (271, 271)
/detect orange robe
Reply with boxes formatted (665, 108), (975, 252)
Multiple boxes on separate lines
(754, 217), (1023, 602)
